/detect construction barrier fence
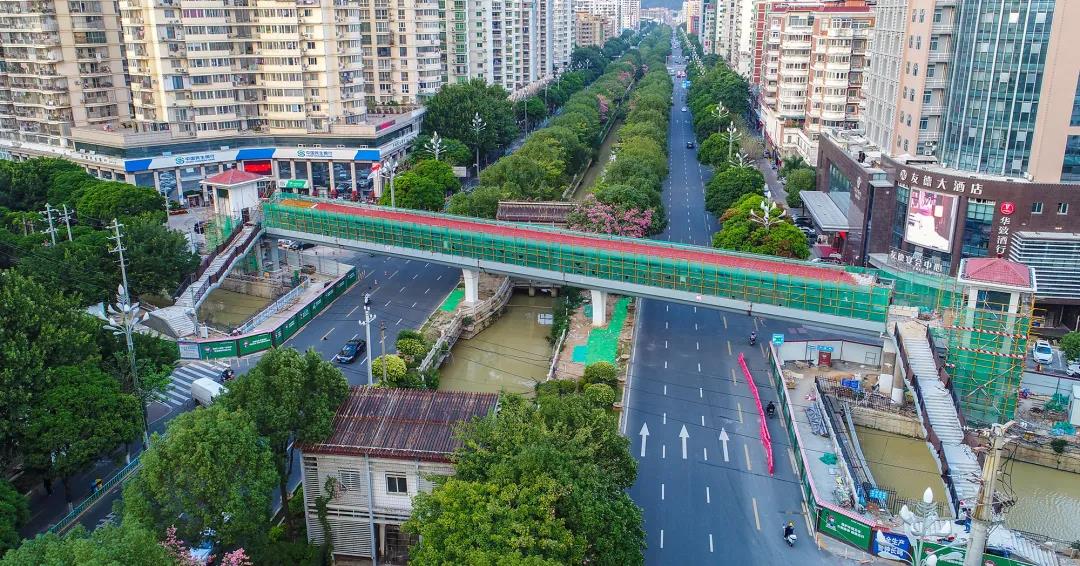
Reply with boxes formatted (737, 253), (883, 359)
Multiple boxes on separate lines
(178, 267), (358, 360)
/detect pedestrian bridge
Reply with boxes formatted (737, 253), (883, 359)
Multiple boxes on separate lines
(261, 196), (892, 332)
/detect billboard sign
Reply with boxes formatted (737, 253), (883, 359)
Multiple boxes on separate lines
(818, 509), (872, 550)
(872, 530), (911, 561)
(904, 188), (958, 253)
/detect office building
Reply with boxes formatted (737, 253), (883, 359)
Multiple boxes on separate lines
(0, 0), (131, 147)
(754, 0), (873, 165)
(813, 1), (1080, 327)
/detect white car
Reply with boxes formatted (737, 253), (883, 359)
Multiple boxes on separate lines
(681, 106), (688, 112)
(1066, 361), (1080, 377)
(1032, 340), (1054, 365)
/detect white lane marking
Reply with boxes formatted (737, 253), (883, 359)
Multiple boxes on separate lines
(424, 288), (430, 294)
(737, 402), (744, 423)
(700, 415), (705, 426)
(412, 302), (417, 308)
(436, 274), (442, 280)
(699, 387), (703, 398)
(744, 444), (752, 471)
(662, 445), (666, 459)
(732, 368), (738, 384)
(396, 318), (402, 325)
(727, 341), (732, 356)
(752, 497), (761, 530)
(694, 323), (699, 331)
(723, 315), (728, 329)
(664, 384), (668, 395)
(385, 300), (392, 307)
(665, 321), (669, 329)
(664, 360), (668, 369)
(661, 483), (665, 500)
(347, 305), (360, 317)
(660, 529), (665, 549)
(703, 447), (708, 461)
(696, 341), (700, 350)
(697, 363), (702, 372)
(320, 328), (335, 341)
(399, 286), (406, 293)
(412, 273), (419, 279)
(709, 534), (714, 553)
(665, 339), (668, 349)
(706, 486), (711, 504)
(663, 412), (667, 424)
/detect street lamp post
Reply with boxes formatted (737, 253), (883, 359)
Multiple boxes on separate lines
(379, 156), (399, 208)
(714, 103), (730, 134)
(359, 293), (376, 386)
(879, 487), (950, 566)
(726, 122), (741, 163)
(471, 112), (486, 177)
(104, 285), (151, 450)
(425, 131), (445, 162)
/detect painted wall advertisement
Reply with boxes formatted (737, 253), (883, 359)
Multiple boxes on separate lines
(818, 509), (872, 550)
(920, 542), (1037, 566)
(904, 188), (958, 253)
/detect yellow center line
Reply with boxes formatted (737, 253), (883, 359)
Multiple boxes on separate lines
(744, 443), (752, 471)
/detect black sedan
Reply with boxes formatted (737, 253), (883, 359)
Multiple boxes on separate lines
(333, 338), (367, 364)
(686, 141), (695, 149)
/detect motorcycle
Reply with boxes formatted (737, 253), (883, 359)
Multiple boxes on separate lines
(766, 402), (777, 419)
(785, 532), (797, 547)
(749, 333), (757, 346)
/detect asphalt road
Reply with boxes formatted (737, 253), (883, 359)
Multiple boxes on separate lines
(622, 46), (853, 565)
(60, 248), (459, 534)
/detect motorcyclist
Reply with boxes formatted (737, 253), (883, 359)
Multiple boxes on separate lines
(784, 521), (795, 541)
(750, 331), (757, 345)
(766, 401), (776, 417)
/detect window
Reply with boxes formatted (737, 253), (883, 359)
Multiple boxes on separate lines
(919, 117), (928, 130)
(918, 9), (925, 22)
(1071, 75), (1080, 127)
(1031, 202), (1043, 214)
(1058, 202), (1069, 215)
(1063, 136), (1080, 182)
(923, 90), (932, 104)
(386, 474), (408, 494)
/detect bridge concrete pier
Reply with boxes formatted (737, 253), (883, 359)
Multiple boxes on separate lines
(463, 268), (479, 304)
(591, 289), (607, 327)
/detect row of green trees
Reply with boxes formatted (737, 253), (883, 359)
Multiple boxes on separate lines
(447, 32), (654, 218)
(0, 159), (198, 304)
(568, 27), (674, 237)
(2, 347), (350, 565)
(404, 384), (643, 564)
(686, 56), (811, 260)
(0, 270), (182, 557)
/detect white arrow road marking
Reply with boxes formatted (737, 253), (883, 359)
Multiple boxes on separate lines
(639, 422), (650, 458)
(719, 428), (730, 462)
(679, 425), (689, 459)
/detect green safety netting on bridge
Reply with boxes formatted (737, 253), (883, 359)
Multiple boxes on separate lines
(262, 198), (893, 325)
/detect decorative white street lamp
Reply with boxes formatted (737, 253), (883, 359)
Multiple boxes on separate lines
(104, 284), (151, 449)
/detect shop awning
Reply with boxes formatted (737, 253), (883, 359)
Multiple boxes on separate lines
(799, 191), (853, 233)
(284, 179), (308, 189)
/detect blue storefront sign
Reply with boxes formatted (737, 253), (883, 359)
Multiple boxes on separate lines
(771, 333), (785, 346)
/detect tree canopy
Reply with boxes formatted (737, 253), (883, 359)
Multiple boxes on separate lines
(0, 520), (174, 566)
(219, 348), (348, 532)
(124, 405), (278, 552)
(0, 480), (28, 556)
(704, 166), (765, 217)
(712, 194), (811, 259)
(422, 80), (519, 159)
(406, 390), (644, 565)
(785, 168), (816, 209)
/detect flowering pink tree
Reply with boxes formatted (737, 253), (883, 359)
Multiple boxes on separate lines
(160, 526), (253, 566)
(596, 95), (610, 120)
(567, 196), (653, 238)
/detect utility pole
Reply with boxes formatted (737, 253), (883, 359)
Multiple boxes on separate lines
(360, 293), (376, 386)
(107, 219), (131, 302)
(59, 204), (73, 242)
(41, 203), (57, 245)
(379, 320), (387, 383)
(964, 421), (1016, 566)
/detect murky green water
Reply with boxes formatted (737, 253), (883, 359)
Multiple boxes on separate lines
(854, 426), (950, 510)
(197, 287), (273, 330)
(1004, 460), (1080, 541)
(438, 294), (554, 395)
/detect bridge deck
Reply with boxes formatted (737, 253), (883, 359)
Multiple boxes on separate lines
(265, 197), (890, 325)
(279, 198), (856, 285)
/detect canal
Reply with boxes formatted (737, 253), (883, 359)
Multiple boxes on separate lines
(1004, 460), (1080, 541)
(571, 117), (624, 201)
(854, 426), (951, 516)
(197, 287), (272, 332)
(438, 293), (555, 395)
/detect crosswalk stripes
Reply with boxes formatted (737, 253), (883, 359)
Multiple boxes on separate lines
(159, 361), (229, 408)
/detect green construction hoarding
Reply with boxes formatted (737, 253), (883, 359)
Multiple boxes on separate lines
(817, 509), (872, 550)
(199, 341), (237, 359)
(921, 542), (1036, 566)
(238, 333), (273, 356)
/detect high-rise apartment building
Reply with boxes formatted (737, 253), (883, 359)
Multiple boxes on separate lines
(0, 0), (131, 147)
(813, 1), (1080, 327)
(754, 0), (872, 165)
(445, 0), (544, 96)
(701, 1), (716, 54)
(640, 7), (672, 27)
(574, 10), (615, 47)
(619, 0), (639, 31)
(682, 0), (701, 34)
(712, 0), (758, 78)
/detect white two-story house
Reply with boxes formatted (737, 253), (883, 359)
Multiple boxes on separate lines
(299, 387), (499, 564)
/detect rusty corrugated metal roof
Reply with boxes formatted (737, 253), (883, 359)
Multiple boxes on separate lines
(496, 201), (575, 224)
(300, 387), (499, 463)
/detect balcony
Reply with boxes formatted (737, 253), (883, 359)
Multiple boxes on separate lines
(931, 21), (953, 34)
(928, 51), (949, 63)
(828, 28), (853, 39)
(922, 104), (944, 115)
(925, 76), (947, 89)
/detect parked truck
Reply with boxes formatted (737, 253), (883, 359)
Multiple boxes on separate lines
(191, 377), (226, 407)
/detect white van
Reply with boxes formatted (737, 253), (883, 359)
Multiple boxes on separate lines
(191, 377), (226, 407)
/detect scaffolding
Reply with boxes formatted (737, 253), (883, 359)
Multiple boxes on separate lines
(943, 288), (1033, 425)
(262, 197), (893, 324)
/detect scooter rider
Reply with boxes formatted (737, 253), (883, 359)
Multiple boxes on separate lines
(783, 522), (796, 545)
(750, 331), (757, 345)
(766, 401), (776, 418)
